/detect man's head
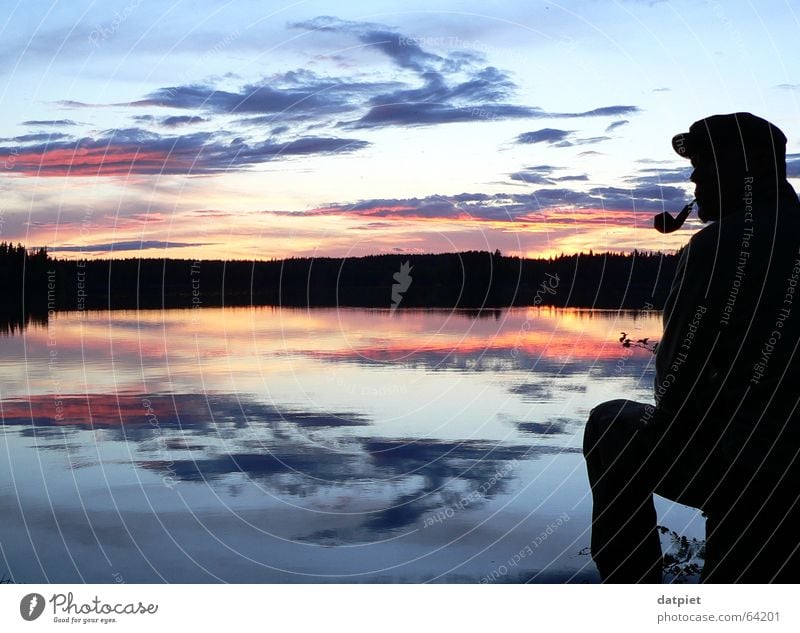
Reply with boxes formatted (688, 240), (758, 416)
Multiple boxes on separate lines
(672, 113), (788, 222)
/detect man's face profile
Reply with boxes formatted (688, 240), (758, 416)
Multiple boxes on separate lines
(690, 152), (721, 222)
(690, 151), (746, 223)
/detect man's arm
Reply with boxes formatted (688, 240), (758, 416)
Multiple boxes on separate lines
(652, 234), (720, 429)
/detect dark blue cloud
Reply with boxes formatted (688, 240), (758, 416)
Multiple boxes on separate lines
(553, 174), (589, 182)
(627, 166), (691, 186)
(0, 132), (71, 142)
(514, 129), (610, 148)
(366, 66), (516, 109)
(54, 100), (93, 108)
(510, 165), (591, 185)
(13, 390), (546, 541)
(141, 82), (333, 114)
(135, 70), (396, 122)
(515, 128), (573, 144)
(510, 171), (558, 185)
(345, 102), (539, 129)
(516, 420), (569, 435)
(291, 15), (444, 73)
(0, 127), (370, 176)
(22, 119), (77, 127)
(509, 165), (560, 185)
(559, 105), (641, 117)
(584, 184), (688, 210)
(605, 119), (629, 132)
(268, 179), (690, 223)
(50, 240), (210, 252)
(292, 17), (643, 130)
(162, 115), (208, 127)
(787, 153), (800, 178)
(342, 87), (638, 131)
(570, 135), (611, 145)
(42, 16), (643, 156)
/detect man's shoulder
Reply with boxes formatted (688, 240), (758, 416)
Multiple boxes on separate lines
(687, 221), (720, 250)
(688, 207), (800, 251)
(680, 222), (720, 269)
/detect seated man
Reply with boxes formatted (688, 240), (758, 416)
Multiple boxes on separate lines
(584, 113), (800, 583)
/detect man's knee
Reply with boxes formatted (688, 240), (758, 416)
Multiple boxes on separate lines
(587, 399), (633, 425)
(584, 399), (638, 456)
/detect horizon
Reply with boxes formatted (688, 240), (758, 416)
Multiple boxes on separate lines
(18, 244), (676, 262)
(1, 2), (798, 261)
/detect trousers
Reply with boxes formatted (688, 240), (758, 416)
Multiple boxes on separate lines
(583, 399), (800, 583)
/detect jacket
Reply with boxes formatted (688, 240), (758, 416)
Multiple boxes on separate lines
(653, 182), (800, 481)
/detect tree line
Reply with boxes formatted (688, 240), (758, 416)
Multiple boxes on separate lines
(1, 246), (680, 329)
(0, 242), (49, 334)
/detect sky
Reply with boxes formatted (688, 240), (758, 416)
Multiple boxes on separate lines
(1, 0), (799, 260)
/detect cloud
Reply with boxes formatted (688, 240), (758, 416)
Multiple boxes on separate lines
(289, 16), (642, 130)
(0, 392), (372, 446)
(291, 15), (444, 73)
(0, 127), (369, 176)
(556, 105), (640, 118)
(35, 15), (644, 147)
(162, 115), (208, 128)
(626, 165), (691, 186)
(266, 179), (691, 225)
(510, 171), (558, 185)
(142, 434), (543, 539)
(3, 390), (544, 541)
(132, 70), (396, 123)
(22, 119), (77, 127)
(25, 15), (643, 178)
(341, 88), (639, 131)
(571, 136), (611, 145)
(605, 119), (629, 132)
(516, 420), (569, 435)
(787, 153), (800, 178)
(553, 173), (589, 182)
(515, 128), (573, 145)
(345, 102), (540, 129)
(547, 183), (688, 212)
(514, 129), (610, 148)
(54, 100), (95, 108)
(49, 240), (210, 252)
(508, 165), (588, 185)
(0, 132), (72, 143)
(141, 82), (334, 115)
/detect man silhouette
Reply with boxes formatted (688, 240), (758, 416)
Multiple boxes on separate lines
(583, 113), (800, 582)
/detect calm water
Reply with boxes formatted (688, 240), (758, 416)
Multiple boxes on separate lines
(0, 306), (703, 583)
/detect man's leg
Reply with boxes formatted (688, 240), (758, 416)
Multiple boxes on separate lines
(583, 399), (663, 583)
(703, 469), (800, 583)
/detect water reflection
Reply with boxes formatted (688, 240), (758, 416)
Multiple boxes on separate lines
(0, 306), (698, 583)
(0, 310), (47, 336)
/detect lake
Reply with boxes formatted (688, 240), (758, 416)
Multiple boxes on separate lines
(0, 306), (703, 582)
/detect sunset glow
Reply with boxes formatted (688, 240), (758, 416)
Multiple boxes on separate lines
(1, 1), (798, 260)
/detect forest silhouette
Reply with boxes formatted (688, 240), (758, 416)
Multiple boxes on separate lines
(1, 244), (679, 330)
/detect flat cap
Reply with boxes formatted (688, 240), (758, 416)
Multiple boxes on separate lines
(672, 112), (786, 165)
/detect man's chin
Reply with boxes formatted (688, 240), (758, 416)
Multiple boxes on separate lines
(696, 199), (721, 223)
